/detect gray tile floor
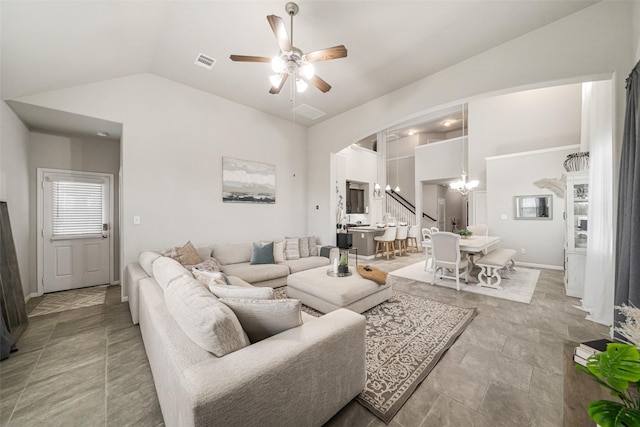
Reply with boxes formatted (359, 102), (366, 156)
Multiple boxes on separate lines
(0, 252), (608, 426)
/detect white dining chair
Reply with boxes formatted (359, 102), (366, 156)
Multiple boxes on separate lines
(422, 228), (433, 270)
(430, 232), (469, 291)
(467, 224), (489, 236)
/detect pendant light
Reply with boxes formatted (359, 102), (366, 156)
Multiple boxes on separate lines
(449, 104), (478, 196)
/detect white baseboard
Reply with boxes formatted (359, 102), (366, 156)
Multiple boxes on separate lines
(517, 262), (563, 271)
(111, 280), (120, 286)
(121, 296), (129, 303)
(24, 292), (40, 303)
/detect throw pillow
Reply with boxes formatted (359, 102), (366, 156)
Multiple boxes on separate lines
(251, 241), (275, 265)
(273, 240), (285, 263)
(192, 269), (232, 286)
(175, 241), (201, 266)
(165, 275), (250, 356)
(192, 257), (222, 272)
(218, 298), (302, 343)
(308, 236), (318, 256)
(209, 284), (274, 300)
(284, 238), (300, 260)
(298, 237), (310, 258)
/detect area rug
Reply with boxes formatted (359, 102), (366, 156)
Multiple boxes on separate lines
(389, 260), (540, 304)
(274, 288), (476, 423)
(28, 285), (107, 317)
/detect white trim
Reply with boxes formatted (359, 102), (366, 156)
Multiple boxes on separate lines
(415, 135), (466, 151)
(121, 296), (129, 302)
(24, 292), (40, 303)
(37, 168), (115, 294)
(517, 261), (563, 271)
(111, 280), (120, 286)
(486, 144), (580, 161)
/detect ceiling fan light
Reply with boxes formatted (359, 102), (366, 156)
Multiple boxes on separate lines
(271, 56), (285, 73)
(296, 78), (308, 92)
(300, 62), (314, 79)
(269, 74), (283, 88)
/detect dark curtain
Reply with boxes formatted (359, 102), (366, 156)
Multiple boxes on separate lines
(615, 60), (640, 323)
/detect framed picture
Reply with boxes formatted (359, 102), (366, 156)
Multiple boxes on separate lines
(222, 157), (276, 204)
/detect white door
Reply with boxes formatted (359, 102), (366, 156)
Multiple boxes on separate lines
(42, 171), (111, 293)
(437, 198), (446, 231)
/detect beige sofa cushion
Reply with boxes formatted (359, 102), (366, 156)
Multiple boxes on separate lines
(212, 242), (252, 265)
(164, 275), (249, 356)
(221, 262), (289, 284)
(139, 251), (162, 276)
(282, 256), (330, 274)
(208, 284), (274, 300)
(153, 256), (191, 290)
(219, 298), (302, 343)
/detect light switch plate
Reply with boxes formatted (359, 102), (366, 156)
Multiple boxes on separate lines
(133, 216), (141, 225)
(500, 214), (508, 220)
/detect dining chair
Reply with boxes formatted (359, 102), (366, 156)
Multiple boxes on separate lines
(374, 227), (397, 260)
(422, 228), (433, 270)
(395, 225), (408, 256)
(467, 224), (488, 236)
(406, 225), (420, 253)
(430, 232), (469, 291)
(430, 226), (440, 233)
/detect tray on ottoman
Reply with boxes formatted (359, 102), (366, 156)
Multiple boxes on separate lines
(286, 266), (392, 314)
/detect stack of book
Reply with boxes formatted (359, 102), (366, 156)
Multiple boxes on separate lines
(574, 338), (613, 367)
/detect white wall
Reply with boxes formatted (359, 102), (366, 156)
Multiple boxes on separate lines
(415, 138), (464, 182)
(486, 145), (579, 268)
(0, 102), (31, 298)
(14, 74), (308, 298)
(468, 84), (582, 191)
(307, 2), (633, 245)
(27, 132), (121, 291)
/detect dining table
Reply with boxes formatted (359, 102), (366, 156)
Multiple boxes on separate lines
(421, 235), (501, 270)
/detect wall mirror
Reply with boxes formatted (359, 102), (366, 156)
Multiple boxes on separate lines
(514, 195), (552, 220)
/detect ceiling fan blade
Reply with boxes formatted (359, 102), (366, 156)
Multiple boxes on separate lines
(269, 73), (289, 94)
(306, 75), (332, 93)
(304, 45), (348, 63)
(267, 15), (292, 53)
(229, 55), (271, 63)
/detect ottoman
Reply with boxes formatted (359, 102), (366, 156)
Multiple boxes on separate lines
(286, 266), (392, 314)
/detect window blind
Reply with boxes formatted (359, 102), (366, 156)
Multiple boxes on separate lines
(51, 181), (103, 236)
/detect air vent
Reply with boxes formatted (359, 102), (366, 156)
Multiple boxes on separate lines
(292, 104), (326, 121)
(194, 53), (216, 70)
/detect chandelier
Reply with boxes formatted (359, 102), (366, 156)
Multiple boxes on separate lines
(449, 104), (479, 196)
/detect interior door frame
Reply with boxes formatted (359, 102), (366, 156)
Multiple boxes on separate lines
(36, 168), (115, 296)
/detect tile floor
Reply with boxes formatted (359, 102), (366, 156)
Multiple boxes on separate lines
(0, 252), (609, 426)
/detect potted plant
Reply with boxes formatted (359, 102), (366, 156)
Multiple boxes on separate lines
(576, 343), (640, 426)
(577, 304), (640, 426)
(458, 229), (473, 239)
(338, 253), (349, 275)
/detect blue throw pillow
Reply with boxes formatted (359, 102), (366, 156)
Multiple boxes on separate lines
(251, 242), (275, 265)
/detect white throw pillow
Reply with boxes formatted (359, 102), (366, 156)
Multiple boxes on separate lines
(209, 284), (274, 300)
(218, 298), (302, 343)
(273, 240), (286, 263)
(164, 276), (250, 356)
(308, 236), (318, 256)
(192, 269), (231, 286)
(284, 238), (300, 260)
(153, 256), (191, 290)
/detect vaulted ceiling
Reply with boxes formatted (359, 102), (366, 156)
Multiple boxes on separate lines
(1, 1), (597, 128)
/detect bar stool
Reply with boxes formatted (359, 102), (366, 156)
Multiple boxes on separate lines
(407, 225), (420, 253)
(374, 227), (397, 260)
(395, 225), (408, 256)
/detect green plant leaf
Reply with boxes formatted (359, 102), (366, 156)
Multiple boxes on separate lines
(587, 344), (640, 392)
(588, 400), (640, 427)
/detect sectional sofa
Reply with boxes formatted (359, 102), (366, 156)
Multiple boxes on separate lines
(124, 241), (363, 426)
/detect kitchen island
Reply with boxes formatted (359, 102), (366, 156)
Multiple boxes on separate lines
(346, 226), (386, 258)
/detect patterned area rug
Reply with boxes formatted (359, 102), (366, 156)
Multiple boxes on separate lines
(28, 286), (107, 317)
(389, 261), (540, 304)
(274, 288), (476, 423)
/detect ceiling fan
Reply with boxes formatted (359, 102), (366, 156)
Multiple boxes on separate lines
(229, 2), (347, 95)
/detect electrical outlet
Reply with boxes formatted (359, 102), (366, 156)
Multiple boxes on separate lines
(520, 248), (526, 254)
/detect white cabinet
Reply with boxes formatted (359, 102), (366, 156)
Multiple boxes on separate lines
(564, 171), (588, 297)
